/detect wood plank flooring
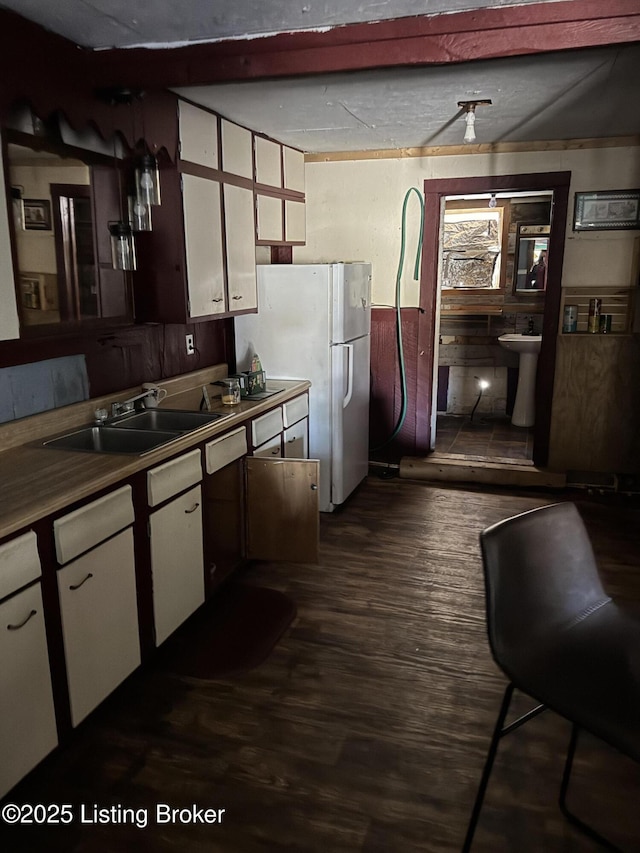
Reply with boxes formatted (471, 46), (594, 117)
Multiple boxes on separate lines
(3, 477), (640, 852)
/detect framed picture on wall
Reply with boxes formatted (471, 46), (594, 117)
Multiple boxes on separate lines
(573, 190), (640, 231)
(23, 198), (52, 231)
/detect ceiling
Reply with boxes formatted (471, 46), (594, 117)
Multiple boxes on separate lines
(1, 0), (639, 153)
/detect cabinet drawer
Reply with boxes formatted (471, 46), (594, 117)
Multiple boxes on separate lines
(283, 394), (309, 428)
(54, 485), (134, 565)
(253, 434), (282, 458)
(0, 530), (41, 600)
(251, 407), (283, 447)
(147, 448), (202, 507)
(205, 427), (247, 475)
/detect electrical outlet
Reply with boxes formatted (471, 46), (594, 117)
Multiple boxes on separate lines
(185, 334), (195, 355)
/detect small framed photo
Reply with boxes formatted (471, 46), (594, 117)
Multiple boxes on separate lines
(23, 198), (52, 231)
(573, 190), (640, 231)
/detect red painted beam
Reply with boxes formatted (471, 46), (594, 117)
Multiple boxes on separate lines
(90, 0), (640, 89)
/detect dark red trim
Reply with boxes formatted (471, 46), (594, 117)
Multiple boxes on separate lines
(90, 0), (640, 88)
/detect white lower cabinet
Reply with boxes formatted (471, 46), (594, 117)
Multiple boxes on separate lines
(0, 581), (58, 798)
(149, 484), (205, 646)
(57, 527), (140, 727)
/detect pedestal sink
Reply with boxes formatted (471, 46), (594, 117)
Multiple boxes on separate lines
(498, 334), (542, 427)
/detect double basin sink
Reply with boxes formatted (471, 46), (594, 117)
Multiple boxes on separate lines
(43, 409), (231, 455)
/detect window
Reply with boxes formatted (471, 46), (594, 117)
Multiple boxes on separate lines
(442, 207), (503, 290)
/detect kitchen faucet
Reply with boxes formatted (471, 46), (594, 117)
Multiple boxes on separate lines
(110, 389), (157, 418)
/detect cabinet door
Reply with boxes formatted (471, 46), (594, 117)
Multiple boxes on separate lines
(0, 583), (58, 798)
(284, 417), (308, 459)
(223, 184), (257, 312)
(179, 101), (219, 168)
(182, 173), (226, 317)
(246, 458), (319, 563)
(150, 485), (205, 646)
(57, 528), (140, 727)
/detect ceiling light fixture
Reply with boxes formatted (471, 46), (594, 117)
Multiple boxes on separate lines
(458, 99), (492, 144)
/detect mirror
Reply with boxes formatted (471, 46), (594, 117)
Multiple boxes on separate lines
(514, 223), (550, 293)
(6, 131), (132, 332)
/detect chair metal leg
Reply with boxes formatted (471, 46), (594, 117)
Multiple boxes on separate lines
(559, 723), (623, 852)
(462, 682), (515, 853)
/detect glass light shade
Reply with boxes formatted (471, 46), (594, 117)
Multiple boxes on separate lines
(128, 194), (152, 232)
(135, 152), (161, 207)
(109, 221), (137, 271)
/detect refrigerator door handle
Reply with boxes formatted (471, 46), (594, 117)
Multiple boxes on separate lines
(341, 343), (354, 409)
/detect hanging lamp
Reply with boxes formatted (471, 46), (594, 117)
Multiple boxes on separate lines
(109, 220), (137, 271)
(135, 151), (161, 207)
(457, 99), (492, 144)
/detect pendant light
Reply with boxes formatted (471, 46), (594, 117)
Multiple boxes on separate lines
(134, 92), (161, 208)
(109, 221), (137, 271)
(457, 99), (492, 144)
(135, 151), (161, 207)
(128, 191), (152, 232)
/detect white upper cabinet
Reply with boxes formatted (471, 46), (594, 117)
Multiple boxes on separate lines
(0, 143), (20, 340)
(178, 101), (219, 168)
(256, 195), (284, 243)
(285, 199), (307, 243)
(224, 184), (257, 311)
(255, 136), (282, 187)
(283, 146), (305, 193)
(182, 173), (226, 317)
(221, 119), (253, 179)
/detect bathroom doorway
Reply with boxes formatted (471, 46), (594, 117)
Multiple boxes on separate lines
(435, 190), (552, 465)
(417, 172), (571, 469)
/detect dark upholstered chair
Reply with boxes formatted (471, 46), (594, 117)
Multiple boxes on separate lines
(463, 501), (640, 852)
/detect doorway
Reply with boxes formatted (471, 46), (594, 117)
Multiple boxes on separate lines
(418, 172), (571, 469)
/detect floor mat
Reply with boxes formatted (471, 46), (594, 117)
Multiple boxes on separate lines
(158, 583), (297, 678)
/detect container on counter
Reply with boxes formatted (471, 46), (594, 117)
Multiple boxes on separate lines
(562, 304), (578, 333)
(588, 298), (603, 334)
(599, 314), (613, 334)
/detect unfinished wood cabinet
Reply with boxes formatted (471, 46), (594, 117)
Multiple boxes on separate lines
(246, 457), (319, 563)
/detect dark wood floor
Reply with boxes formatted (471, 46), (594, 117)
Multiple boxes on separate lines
(3, 477), (640, 852)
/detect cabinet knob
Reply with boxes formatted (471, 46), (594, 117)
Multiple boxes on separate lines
(7, 609), (37, 631)
(310, 484), (318, 491)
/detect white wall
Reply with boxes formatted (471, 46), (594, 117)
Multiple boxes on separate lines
(295, 143), (640, 472)
(296, 145), (640, 306)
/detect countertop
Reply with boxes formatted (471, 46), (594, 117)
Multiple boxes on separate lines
(0, 366), (310, 540)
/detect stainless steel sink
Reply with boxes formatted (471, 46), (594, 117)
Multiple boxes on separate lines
(109, 409), (229, 432)
(43, 426), (182, 455)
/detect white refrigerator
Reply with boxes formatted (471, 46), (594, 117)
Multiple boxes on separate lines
(234, 262), (372, 512)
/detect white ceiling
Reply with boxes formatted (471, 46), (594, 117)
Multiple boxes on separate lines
(2, 0), (639, 153)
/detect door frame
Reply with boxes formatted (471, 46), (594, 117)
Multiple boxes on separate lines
(419, 171), (571, 467)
